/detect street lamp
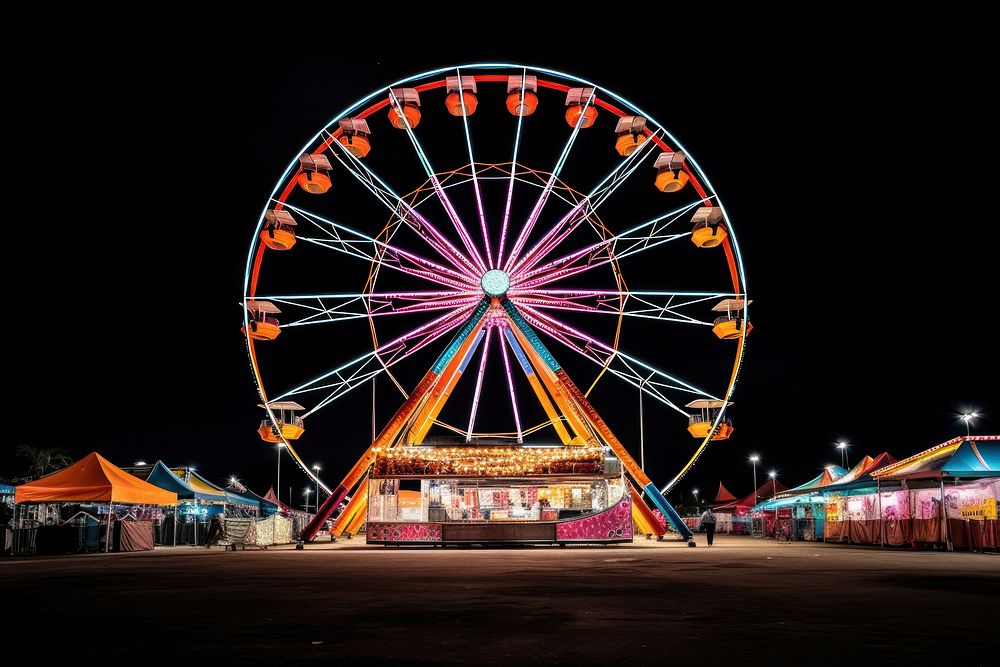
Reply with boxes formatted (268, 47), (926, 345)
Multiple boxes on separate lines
(692, 488), (699, 510)
(749, 455), (760, 504)
(836, 441), (849, 469)
(312, 464), (322, 512)
(303, 487), (313, 512)
(960, 412), (978, 437)
(276, 443), (286, 504)
(768, 470), (777, 497)
(228, 475), (239, 487)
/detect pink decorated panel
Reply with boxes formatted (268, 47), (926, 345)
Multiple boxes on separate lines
(367, 522), (442, 542)
(556, 498), (632, 541)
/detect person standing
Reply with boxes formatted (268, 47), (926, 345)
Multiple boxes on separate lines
(700, 507), (717, 546)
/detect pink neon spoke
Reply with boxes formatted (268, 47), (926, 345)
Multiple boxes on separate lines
(509, 295), (616, 315)
(400, 205), (482, 280)
(365, 296), (480, 319)
(425, 175), (488, 274)
(474, 182), (493, 269)
(465, 326), (492, 439)
(508, 200), (587, 277)
(380, 302), (477, 352)
(498, 326), (523, 442)
(497, 174), (515, 269)
(516, 303), (609, 351)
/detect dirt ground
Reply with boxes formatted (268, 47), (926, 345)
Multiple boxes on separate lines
(3, 535), (998, 664)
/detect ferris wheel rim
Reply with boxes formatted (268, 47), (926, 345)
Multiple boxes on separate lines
(242, 63), (749, 493)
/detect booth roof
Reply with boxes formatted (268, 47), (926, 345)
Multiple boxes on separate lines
(171, 468), (260, 507)
(872, 436), (1000, 481)
(713, 482), (738, 503)
(14, 452), (177, 505)
(714, 479), (788, 511)
(134, 462), (228, 503)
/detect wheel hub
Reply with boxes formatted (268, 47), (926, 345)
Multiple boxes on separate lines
(480, 269), (511, 297)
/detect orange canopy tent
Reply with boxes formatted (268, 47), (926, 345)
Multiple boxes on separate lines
(15, 452), (177, 505)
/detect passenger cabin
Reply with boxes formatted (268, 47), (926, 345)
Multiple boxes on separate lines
(257, 401), (306, 443)
(338, 118), (371, 158)
(690, 206), (727, 248)
(260, 209), (297, 251)
(242, 300), (281, 341)
(686, 399), (734, 440)
(296, 153), (332, 194)
(711, 298), (751, 340)
(654, 151), (689, 192)
(614, 116), (647, 156)
(445, 76), (478, 116)
(506, 75), (538, 116)
(565, 87), (598, 128)
(388, 87), (421, 129)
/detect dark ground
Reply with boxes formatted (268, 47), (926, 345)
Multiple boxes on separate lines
(3, 536), (998, 665)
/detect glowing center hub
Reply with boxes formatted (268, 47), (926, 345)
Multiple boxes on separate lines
(481, 269), (511, 297)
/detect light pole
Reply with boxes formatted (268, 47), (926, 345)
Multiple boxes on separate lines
(768, 470), (777, 497)
(638, 381), (645, 471)
(303, 487), (313, 512)
(836, 441), (849, 469)
(692, 488), (699, 512)
(276, 443), (286, 504)
(749, 455), (760, 505)
(961, 412), (978, 437)
(312, 464), (322, 511)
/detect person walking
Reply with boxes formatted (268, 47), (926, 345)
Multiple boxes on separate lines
(700, 507), (717, 546)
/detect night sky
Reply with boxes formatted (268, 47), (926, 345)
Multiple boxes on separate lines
(8, 39), (995, 509)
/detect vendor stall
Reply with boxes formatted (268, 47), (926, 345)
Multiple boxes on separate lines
(366, 440), (632, 545)
(13, 453), (177, 555)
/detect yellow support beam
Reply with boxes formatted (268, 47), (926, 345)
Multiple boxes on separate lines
(329, 474), (369, 537)
(408, 327), (485, 443)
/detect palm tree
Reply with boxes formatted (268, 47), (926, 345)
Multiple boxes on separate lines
(16, 445), (73, 480)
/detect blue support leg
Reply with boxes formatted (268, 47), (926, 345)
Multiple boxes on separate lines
(643, 483), (695, 543)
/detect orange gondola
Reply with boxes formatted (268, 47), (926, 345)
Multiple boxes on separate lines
(565, 87), (598, 128)
(710, 298), (751, 340)
(445, 75), (478, 116)
(506, 74), (538, 116)
(686, 400), (735, 440)
(338, 118), (371, 158)
(654, 151), (690, 192)
(295, 153), (332, 194)
(614, 116), (647, 156)
(242, 300), (282, 341)
(257, 401), (305, 443)
(260, 209), (297, 251)
(388, 87), (421, 129)
(690, 206), (728, 248)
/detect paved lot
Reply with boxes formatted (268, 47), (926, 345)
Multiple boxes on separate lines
(3, 536), (998, 664)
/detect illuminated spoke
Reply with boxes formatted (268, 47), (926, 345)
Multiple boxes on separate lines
(322, 130), (482, 278)
(276, 304), (477, 416)
(498, 326), (524, 443)
(514, 303), (718, 416)
(455, 68), (493, 268)
(464, 326), (492, 441)
(503, 89), (597, 272)
(259, 292), (480, 328)
(384, 90), (487, 274)
(284, 203), (478, 291)
(511, 291), (737, 327)
(497, 68), (529, 269)
(512, 198), (709, 290)
(509, 130), (660, 278)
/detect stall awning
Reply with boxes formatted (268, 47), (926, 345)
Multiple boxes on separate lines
(15, 452), (177, 505)
(873, 437), (1000, 481)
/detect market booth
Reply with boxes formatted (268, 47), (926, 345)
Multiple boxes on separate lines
(13, 453), (177, 555)
(713, 478), (787, 535)
(366, 440), (633, 545)
(867, 437), (999, 550)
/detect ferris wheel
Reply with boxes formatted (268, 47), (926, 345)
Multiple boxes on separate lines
(242, 63), (749, 508)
